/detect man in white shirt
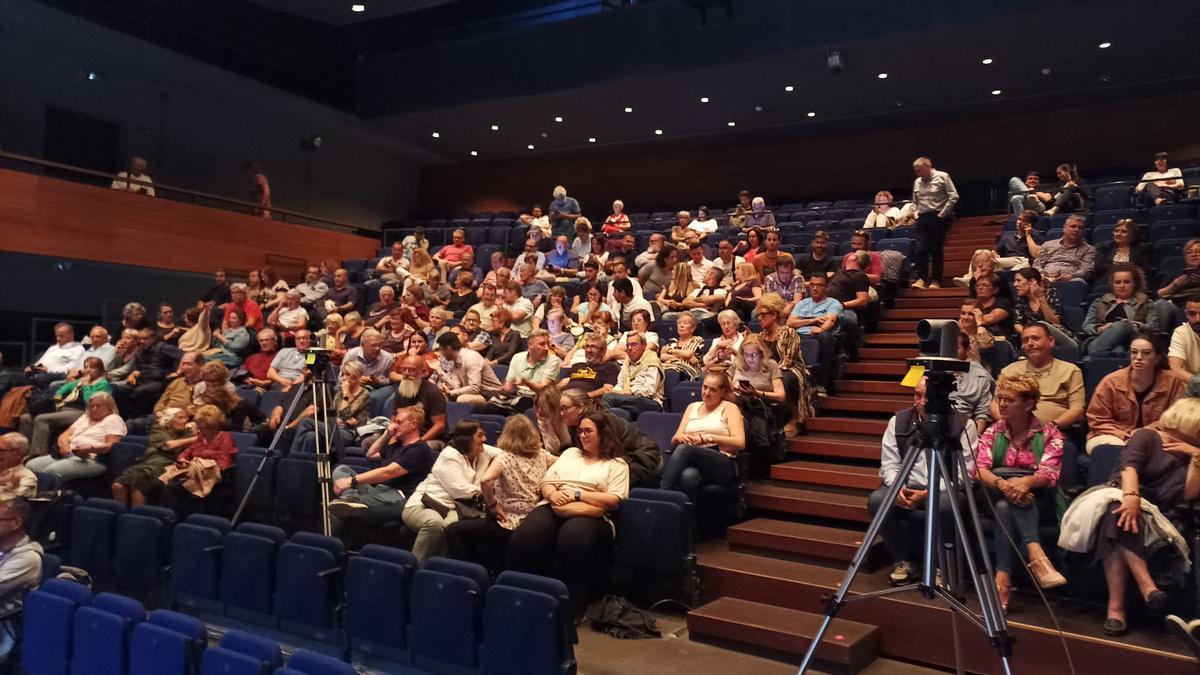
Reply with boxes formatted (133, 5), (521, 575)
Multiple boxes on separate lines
(70, 326), (117, 377)
(371, 241), (410, 288)
(1168, 297), (1200, 386)
(1136, 151), (1185, 207)
(110, 156), (155, 197)
(437, 332), (501, 408)
(486, 331), (560, 414)
(635, 233), (667, 269)
(604, 261), (644, 308)
(710, 239), (744, 287)
(686, 242), (714, 286)
(910, 156), (960, 290)
(501, 281), (535, 338)
(602, 333), (663, 418)
(25, 323), (85, 389)
(609, 278), (655, 332)
(511, 239), (547, 277)
(687, 206), (719, 238)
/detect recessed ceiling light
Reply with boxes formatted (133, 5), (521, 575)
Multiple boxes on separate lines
(806, 111), (816, 117)
(431, 132), (440, 138)
(784, 85), (794, 92)
(624, 107), (633, 113)
(469, 150), (478, 156)
(527, 144), (535, 150)
(654, 129), (663, 135)
(554, 116), (563, 123)
(991, 89), (1002, 95)
(1098, 42), (1112, 49)
(754, 105), (763, 112)
(877, 72), (888, 79)
(699, 97), (709, 103)
(490, 124), (499, 131)
(351, 4), (365, 12)
(588, 137), (596, 143)
(981, 58), (993, 65)
(727, 121), (736, 127)
(1041, 67), (1052, 75)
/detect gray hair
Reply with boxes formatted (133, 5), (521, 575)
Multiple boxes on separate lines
(717, 309), (742, 325)
(257, 329), (278, 341)
(340, 360), (365, 379)
(553, 185), (567, 198)
(360, 328), (383, 343)
(87, 391), (121, 418)
(677, 210), (691, 220)
(751, 197), (765, 209)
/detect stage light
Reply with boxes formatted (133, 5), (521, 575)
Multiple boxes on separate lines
(527, 144), (535, 150)
(624, 107), (633, 113)
(490, 124), (499, 131)
(351, 4), (365, 12)
(1098, 42), (1111, 49)
(469, 150), (478, 156)
(654, 129), (663, 135)
(554, 116), (563, 122)
(588, 137), (597, 143)
(784, 85), (794, 92)
(700, 97), (709, 103)
(877, 72), (888, 79)
(991, 89), (1002, 95)
(807, 111), (816, 117)
(727, 121), (736, 127)
(981, 58), (993, 65)
(431, 132), (440, 138)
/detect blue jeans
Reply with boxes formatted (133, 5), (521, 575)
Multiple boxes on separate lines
(1086, 321), (1138, 356)
(331, 464), (407, 523)
(1008, 177), (1046, 216)
(867, 485), (959, 566)
(989, 492), (1044, 574)
(661, 444), (737, 504)
(26, 454), (106, 482)
(290, 418), (355, 455)
(601, 393), (662, 419)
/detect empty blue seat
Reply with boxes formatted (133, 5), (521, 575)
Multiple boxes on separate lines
(68, 498), (126, 583)
(70, 593), (145, 675)
(615, 489), (695, 605)
(275, 532), (346, 641)
(217, 629), (283, 672)
(1092, 185), (1132, 212)
(221, 523), (286, 625)
(464, 414), (506, 444)
(236, 388), (262, 409)
(495, 570), (576, 652)
(1084, 357), (1128, 400)
(114, 505), (176, 592)
(482, 586), (570, 675)
(280, 649), (356, 675)
(258, 391), (285, 417)
(201, 647), (270, 675)
(346, 545), (416, 663)
(446, 401), (473, 431)
(1091, 209), (1136, 228)
(669, 382), (703, 413)
(171, 514), (231, 613)
(1152, 238), (1192, 265)
(1090, 225), (1116, 246)
(129, 610), (207, 675)
(806, 220), (831, 233)
(1149, 220), (1198, 242)
(234, 450), (276, 515)
(274, 457), (320, 520)
(1149, 203), (1195, 222)
(22, 580), (92, 675)
(1052, 281), (1089, 309)
(876, 238), (912, 258)
(634, 412), (683, 454)
(410, 558), (489, 673)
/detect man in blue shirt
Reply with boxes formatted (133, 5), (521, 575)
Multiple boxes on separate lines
(544, 236), (576, 277)
(787, 273), (843, 392)
(549, 185), (582, 239)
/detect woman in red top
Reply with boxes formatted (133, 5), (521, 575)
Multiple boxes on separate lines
(159, 404), (238, 518)
(602, 199), (631, 236)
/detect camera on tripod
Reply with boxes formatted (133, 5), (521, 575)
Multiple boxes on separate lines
(304, 347), (334, 371)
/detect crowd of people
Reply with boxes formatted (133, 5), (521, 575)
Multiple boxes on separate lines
(2, 152), (1199, 636)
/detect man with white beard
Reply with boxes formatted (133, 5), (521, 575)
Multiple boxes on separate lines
(364, 354), (447, 451)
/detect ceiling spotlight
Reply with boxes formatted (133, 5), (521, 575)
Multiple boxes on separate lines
(527, 144), (535, 150)
(554, 116), (563, 123)
(1098, 42), (1112, 49)
(784, 85), (795, 92)
(624, 107), (633, 113)
(700, 97), (709, 103)
(754, 105), (763, 112)
(469, 150), (478, 156)
(877, 72), (888, 79)
(807, 111), (816, 117)
(727, 121), (736, 127)
(86, 71), (98, 81)
(654, 129), (663, 135)
(588, 137), (596, 143)
(351, 4), (365, 12)
(431, 132), (440, 138)
(991, 89), (1002, 95)
(490, 124), (499, 131)
(981, 58), (993, 65)
(1041, 67), (1052, 75)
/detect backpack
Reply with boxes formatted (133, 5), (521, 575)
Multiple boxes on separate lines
(585, 595), (661, 640)
(738, 394), (784, 477)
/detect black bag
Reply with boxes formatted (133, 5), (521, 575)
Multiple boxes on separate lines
(584, 595), (661, 640)
(738, 395), (783, 462)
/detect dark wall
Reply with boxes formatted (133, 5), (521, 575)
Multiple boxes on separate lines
(418, 90), (1200, 216)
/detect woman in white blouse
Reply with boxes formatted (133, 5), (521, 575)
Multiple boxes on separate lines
(507, 411), (630, 618)
(27, 392), (127, 482)
(1136, 151), (1184, 207)
(402, 419), (498, 562)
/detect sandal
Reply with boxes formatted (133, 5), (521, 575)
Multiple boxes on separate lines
(1103, 618), (1128, 636)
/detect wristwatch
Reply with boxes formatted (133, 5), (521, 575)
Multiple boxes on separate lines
(574, 490), (581, 502)
(350, 476), (358, 489)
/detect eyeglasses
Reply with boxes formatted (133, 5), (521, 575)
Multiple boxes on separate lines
(578, 427), (595, 436)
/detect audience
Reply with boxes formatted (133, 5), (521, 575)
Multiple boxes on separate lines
(115, 328), (176, 416)
(329, 404), (434, 522)
(1157, 239), (1200, 302)
(157, 404), (238, 518)
(111, 156), (155, 196)
(22, 356), (111, 457)
(0, 498), (42, 665)
(973, 274), (1014, 339)
(438, 332), (501, 408)
(797, 230), (837, 280)
(22, 322), (84, 390)
(27, 392), (127, 483)
(484, 309), (521, 366)
(762, 255), (805, 318)
(486, 330), (560, 414)
(660, 313), (705, 380)
(0, 435), (37, 501)
(1135, 151), (1184, 207)
(991, 324), (1085, 434)
(1086, 331), (1185, 460)
(549, 186), (582, 239)
(728, 335), (789, 431)
(267, 329), (311, 392)
(290, 360), (369, 455)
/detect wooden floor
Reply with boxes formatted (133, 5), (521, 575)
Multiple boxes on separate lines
(685, 215), (1200, 673)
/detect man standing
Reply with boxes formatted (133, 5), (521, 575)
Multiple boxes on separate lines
(603, 333), (663, 418)
(788, 274), (843, 392)
(910, 156), (959, 290)
(549, 186), (582, 239)
(110, 156), (155, 196)
(438, 333), (501, 409)
(1032, 215), (1095, 284)
(867, 379), (977, 585)
(486, 330), (560, 414)
(328, 405), (434, 521)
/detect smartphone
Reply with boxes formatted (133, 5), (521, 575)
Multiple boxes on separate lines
(739, 379), (752, 389)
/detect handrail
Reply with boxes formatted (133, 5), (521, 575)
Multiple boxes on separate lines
(0, 150), (361, 235)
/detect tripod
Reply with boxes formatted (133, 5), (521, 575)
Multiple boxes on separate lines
(231, 356), (342, 536)
(798, 361), (1014, 675)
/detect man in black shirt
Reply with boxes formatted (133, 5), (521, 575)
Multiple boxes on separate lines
(385, 355), (447, 445)
(828, 252), (872, 359)
(329, 404), (434, 522)
(798, 231), (838, 280)
(113, 327), (177, 416)
(559, 333), (618, 398)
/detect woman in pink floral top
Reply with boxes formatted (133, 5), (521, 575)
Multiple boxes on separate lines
(972, 373), (1067, 612)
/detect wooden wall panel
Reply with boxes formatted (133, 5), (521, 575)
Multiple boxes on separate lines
(0, 169), (380, 276)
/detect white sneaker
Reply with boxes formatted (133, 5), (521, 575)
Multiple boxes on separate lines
(328, 497), (369, 518)
(952, 276), (971, 288)
(910, 279), (927, 290)
(927, 281), (941, 290)
(889, 561), (917, 586)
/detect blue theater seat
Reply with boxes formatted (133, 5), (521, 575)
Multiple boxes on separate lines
(346, 545), (417, 663)
(410, 558), (490, 673)
(114, 505), (176, 592)
(70, 593), (146, 675)
(68, 498), (126, 583)
(274, 532), (347, 642)
(22, 579), (92, 675)
(221, 523), (286, 626)
(171, 514), (231, 613)
(279, 649), (356, 675)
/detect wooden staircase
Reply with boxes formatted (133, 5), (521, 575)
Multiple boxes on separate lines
(684, 215), (1199, 673)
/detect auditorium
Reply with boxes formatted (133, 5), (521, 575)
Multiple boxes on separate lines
(4, 0), (1200, 673)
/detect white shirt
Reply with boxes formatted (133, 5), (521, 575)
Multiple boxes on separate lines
(67, 413), (127, 451)
(512, 251), (547, 275)
(441, 348), (502, 398)
(635, 247), (662, 269)
(687, 219), (719, 234)
(615, 355), (662, 402)
(610, 296), (654, 331)
(1138, 167), (1183, 190)
(539, 447), (630, 503)
(688, 258), (714, 286)
(605, 277), (644, 307)
(110, 172), (155, 197)
(406, 445), (500, 509)
(36, 342), (86, 375)
(75, 343), (117, 370)
(504, 297), (536, 337)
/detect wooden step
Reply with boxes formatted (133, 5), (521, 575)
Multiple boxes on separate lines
(895, 287), (968, 299)
(862, 333), (918, 346)
(805, 416), (889, 436)
(771, 460), (882, 490)
(877, 320), (917, 332)
(688, 597), (880, 673)
(893, 297), (968, 309)
(835, 380), (908, 395)
(883, 308), (957, 320)
(857, 347), (914, 360)
(747, 483), (872, 522)
(843, 361), (906, 377)
(789, 432), (881, 460)
(820, 395), (907, 415)
(697, 549), (1200, 675)
(727, 518), (877, 563)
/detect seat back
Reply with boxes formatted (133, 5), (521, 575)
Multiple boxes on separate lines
(221, 524), (285, 622)
(233, 450), (275, 513)
(346, 548), (413, 659)
(68, 498), (127, 582)
(464, 414), (506, 444)
(171, 519), (228, 611)
(669, 382), (703, 413)
(275, 457), (320, 519)
(1092, 185), (1132, 212)
(496, 570), (577, 651)
(482, 586), (568, 675)
(129, 621), (201, 675)
(70, 593), (145, 675)
(282, 649), (356, 675)
(200, 646), (270, 675)
(410, 563), (487, 671)
(22, 581), (92, 675)
(616, 491), (692, 573)
(634, 412), (682, 455)
(115, 511), (173, 592)
(219, 629), (284, 670)
(274, 533), (346, 640)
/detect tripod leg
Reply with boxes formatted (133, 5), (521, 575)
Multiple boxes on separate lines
(231, 383), (307, 526)
(797, 443), (927, 674)
(922, 450), (940, 596)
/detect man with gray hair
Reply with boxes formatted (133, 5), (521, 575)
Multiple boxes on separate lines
(0, 434), (37, 500)
(549, 185), (581, 239)
(343, 329), (396, 389)
(69, 326), (116, 377)
(746, 196), (776, 231)
(910, 156), (959, 289)
(1032, 215), (1095, 284)
(111, 156), (155, 196)
(0, 497), (43, 665)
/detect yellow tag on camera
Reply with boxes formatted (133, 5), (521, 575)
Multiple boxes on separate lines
(900, 365), (925, 388)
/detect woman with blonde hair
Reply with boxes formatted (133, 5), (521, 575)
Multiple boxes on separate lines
(407, 248), (438, 290)
(973, 374), (1067, 612)
(534, 385), (572, 455)
(727, 262), (762, 320)
(655, 256), (695, 318)
(316, 312), (343, 351)
(27, 392), (126, 483)
(339, 311), (366, 351)
(570, 218), (594, 259)
(445, 414), (557, 574)
(755, 292), (815, 429)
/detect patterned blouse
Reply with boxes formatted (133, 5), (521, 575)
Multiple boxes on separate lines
(758, 326), (815, 423)
(972, 419), (1063, 486)
(661, 335), (706, 379)
(1012, 286), (1067, 331)
(492, 449), (558, 531)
